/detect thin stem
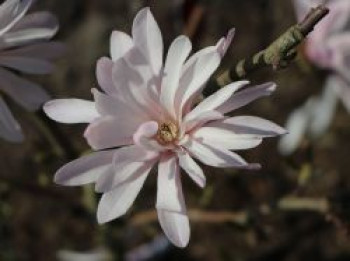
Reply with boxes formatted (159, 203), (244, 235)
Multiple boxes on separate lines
(216, 5), (329, 86)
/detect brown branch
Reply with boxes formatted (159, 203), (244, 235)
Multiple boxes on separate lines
(130, 197), (330, 227)
(216, 5), (329, 86)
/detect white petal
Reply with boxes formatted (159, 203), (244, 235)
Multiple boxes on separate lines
(0, 96), (23, 142)
(176, 47), (221, 115)
(217, 27), (235, 57)
(54, 150), (115, 186)
(0, 0), (32, 35)
(110, 30), (133, 61)
(309, 80), (338, 138)
(184, 81), (249, 123)
(217, 82), (276, 114)
(96, 145), (158, 192)
(84, 116), (135, 150)
(97, 166), (151, 223)
(183, 110), (223, 133)
(183, 137), (259, 169)
(278, 99), (315, 155)
(1, 41), (66, 59)
(193, 127), (262, 150)
(207, 116), (287, 137)
(0, 56), (54, 74)
(96, 57), (116, 96)
(44, 99), (99, 124)
(156, 155), (186, 212)
(178, 151), (205, 188)
(0, 68), (49, 110)
(158, 209), (190, 248)
(132, 7), (163, 76)
(160, 35), (192, 118)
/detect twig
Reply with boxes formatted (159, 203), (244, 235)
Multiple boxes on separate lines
(130, 197), (330, 227)
(216, 5), (329, 86)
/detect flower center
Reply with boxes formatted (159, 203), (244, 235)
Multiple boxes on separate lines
(157, 122), (178, 145)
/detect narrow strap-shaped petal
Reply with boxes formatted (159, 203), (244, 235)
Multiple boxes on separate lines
(182, 110), (224, 134)
(1, 41), (65, 59)
(0, 56), (54, 74)
(160, 35), (192, 118)
(183, 137), (260, 169)
(206, 116), (287, 138)
(176, 47), (221, 117)
(96, 146), (158, 192)
(84, 116), (135, 150)
(44, 99), (99, 124)
(97, 164), (152, 223)
(132, 7), (163, 76)
(96, 57), (116, 96)
(0, 68), (49, 111)
(278, 98), (316, 155)
(216, 28), (235, 57)
(54, 150), (115, 186)
(184, 80), (249, 123)
(0, 0), (32, 35)
(156, 154), (186, 213)
(110, 30), (133, 61)
(0, 96), (23, 142)
(178, 151), (206, 188)
(157, 209), (190, 248)
(217, 82), (276, 114)
(193, 126), (262, 151)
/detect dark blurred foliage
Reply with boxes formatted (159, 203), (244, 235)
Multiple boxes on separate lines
(1, 0), (350, 260)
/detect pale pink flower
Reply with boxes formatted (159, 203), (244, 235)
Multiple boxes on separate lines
(279, 0), (350, 154)
(0, 0), (64, 142)
(44, 8), (285, 247)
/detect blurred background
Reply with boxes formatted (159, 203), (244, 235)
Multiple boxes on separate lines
(1, 0), (350, 260)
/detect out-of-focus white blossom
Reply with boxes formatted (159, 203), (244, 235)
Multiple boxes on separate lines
(279, 0), (350, 154)
(44, 7), (285, 247)
(0, 0), (65, 142)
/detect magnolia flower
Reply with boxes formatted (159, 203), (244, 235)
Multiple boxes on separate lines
(44, 8), (285, 247)
(279, 0), (350, 154)
(0, 0), (64, 142)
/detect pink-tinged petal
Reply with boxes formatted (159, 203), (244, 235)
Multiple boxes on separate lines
(0, 0), (32, 35)
(156, 155), (186, 212)
(0, 68), (49, 111)
(332, 75), (350, 113)
(183, 137), (260, 169)
(84, 116), (135, 150)
(112, 57), (160, 119)
(177, 151), (205, 188)
(310, 78), (338, 138)
(110, 30), (133, 61)
(278, 98), (315, 155)
(328, 34), (350, 82)
(216, 28), (235, 57)
(96, 145), (158, 193)
(0, 56), (54, 74)
(44, 99), (99, 124)
(183, 110), (224, 133)
(160, 35), (192, 118)
(184, 81), (249, 123)
(1, 41), (66, 59)
(157, 209), (190, 248)
(97, 165), (151, 223)
(0, 96), (23, 142)
(54, 150), (115, 186)
(132, 7), (163, 76)
(1, 11), (59, 48)
(207, 116), (286, 137)
(293, 0), (321, 21)
(193, 127), (262, 151)
(96, 57), (116, 96)
(133, 121), (158, 146)
(176, 47), (221, 115)
(92, 88), (149, 125)
(217, 82), (276, 114)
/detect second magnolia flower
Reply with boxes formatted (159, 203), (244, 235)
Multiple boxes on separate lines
(44, 7), (286, 247)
